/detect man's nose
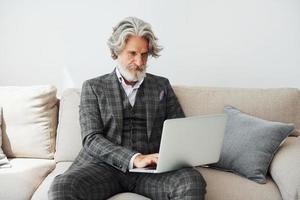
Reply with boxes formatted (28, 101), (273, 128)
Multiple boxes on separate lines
(134, 54), (144, 66)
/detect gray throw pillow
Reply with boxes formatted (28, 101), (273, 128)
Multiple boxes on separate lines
(211, 105), (294, 184)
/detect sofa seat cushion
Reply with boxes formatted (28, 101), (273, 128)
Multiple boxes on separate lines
(31, 162), (73, 200)
(32, 162), (150, 200)
(198, 167), (282, 200)
(270, 136), (300, 200)
(33, 162), (282, 200)
(0, 158), (55, 200)
(108, 193), (151, 200)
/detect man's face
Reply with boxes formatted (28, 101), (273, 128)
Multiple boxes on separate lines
(117, 35), (149, 82)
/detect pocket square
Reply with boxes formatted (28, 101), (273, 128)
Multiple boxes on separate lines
(159, 90), (164, 101)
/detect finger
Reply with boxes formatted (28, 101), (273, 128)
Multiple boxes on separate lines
(150, 156), (158, 164)
(150, 153), (159, 158)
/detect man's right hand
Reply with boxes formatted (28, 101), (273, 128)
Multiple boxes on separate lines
(133, 153), (159, 168)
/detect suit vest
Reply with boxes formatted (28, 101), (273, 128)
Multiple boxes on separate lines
(119, 84), (150, 154)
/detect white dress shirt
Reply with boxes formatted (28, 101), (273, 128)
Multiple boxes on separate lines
(115, 67), (144, 107)
(115, 67), (143, 169)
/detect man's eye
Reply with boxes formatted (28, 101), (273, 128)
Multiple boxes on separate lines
(142, 53), (148, 58)
(129, 52), (136, 56)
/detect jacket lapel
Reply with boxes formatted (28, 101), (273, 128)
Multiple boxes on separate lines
(143, 76), (160, 140)
(104, 70), (123, 143)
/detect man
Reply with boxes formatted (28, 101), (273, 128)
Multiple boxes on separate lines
(49, 16), (206, 200)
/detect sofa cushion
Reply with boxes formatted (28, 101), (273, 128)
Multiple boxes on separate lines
(0, 107), (10, 168)
(108, 193), (151, 200)
(197, 167), (282, 200)
(211, 106), (294, 184)
(31, 161), (73, 200)
(270, 136), (300, 200)
(33, 162), (281, 200)
(0, 85), (58, 158)
(0, 158), (55, 200)
(55, 89), (82, 162)
(173, 86), (300, 136)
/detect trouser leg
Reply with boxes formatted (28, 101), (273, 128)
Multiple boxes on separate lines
(133, 167), (206, 200)
(48, 163), (135, 200)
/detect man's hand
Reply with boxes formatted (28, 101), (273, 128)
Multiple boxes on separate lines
(133, 153), (159, 168)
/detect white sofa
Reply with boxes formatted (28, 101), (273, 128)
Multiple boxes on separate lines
(0, 85), (300, 200)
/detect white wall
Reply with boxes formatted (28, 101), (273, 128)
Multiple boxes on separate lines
(0, 0), (300, 95)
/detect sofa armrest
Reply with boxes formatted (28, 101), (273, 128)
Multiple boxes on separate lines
(270, 136), (300, 200)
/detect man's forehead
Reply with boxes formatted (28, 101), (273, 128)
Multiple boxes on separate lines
(126, 48), (149, 53)
(124, 36), (149, 52)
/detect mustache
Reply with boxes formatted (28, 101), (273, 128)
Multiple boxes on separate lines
(128, 64), (147, 71)
(117, 64), (147, 82)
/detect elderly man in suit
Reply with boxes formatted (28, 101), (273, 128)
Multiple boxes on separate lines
(49, 16), (206, 200)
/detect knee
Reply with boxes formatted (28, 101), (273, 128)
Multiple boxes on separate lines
(48, 173), (80, 200)
(175, 168), (207, 190)
(169, 168), (206, 199)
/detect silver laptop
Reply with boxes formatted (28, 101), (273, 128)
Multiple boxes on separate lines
(129, 114), (227, 173)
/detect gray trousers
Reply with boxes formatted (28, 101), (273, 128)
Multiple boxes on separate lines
(48, 162), (206, 200)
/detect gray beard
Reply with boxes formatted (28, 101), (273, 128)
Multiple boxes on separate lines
(117, 64), (147, 82)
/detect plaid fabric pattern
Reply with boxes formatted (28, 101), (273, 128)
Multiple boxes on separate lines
(73, 70), (185, 172)
(120, 85), (150, 154)
(48, 163), (206, 200)
(49, 163), (135, 200)
(49, 163), (206, 200)
(49, 69), (206, 199)
(134, 168), (206, 199)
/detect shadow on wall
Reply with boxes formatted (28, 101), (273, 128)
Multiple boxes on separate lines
(59, 64), (114, 96)
(61, 67), (75, 93)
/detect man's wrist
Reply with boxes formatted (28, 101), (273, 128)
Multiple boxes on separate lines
(129, 153), (141, 170)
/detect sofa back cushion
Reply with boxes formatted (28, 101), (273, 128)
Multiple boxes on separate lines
(0, 107), (11, 168)
(0, 86), (58, 159)
(173, 86), (300, 136)
(55, 89), (82, 162)
(55, 86), (300, 162)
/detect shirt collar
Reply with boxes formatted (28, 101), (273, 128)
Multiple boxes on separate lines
(115, 67), (144, 89)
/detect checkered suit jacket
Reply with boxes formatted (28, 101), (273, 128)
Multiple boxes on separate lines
(74, 69), (185, 173)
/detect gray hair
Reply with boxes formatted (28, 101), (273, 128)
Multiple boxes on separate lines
(107, 17), (163, 60)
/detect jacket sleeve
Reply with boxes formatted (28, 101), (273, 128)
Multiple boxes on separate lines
(79, 80), (137, 172)
(165, 79), (185, 119)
